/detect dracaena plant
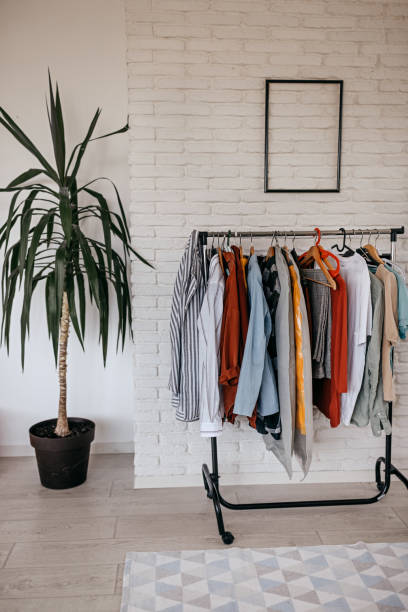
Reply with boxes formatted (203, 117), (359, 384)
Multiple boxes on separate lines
(0, 74), (149, 437)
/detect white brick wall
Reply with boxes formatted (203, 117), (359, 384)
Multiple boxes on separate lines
(126, 0), (408, 488)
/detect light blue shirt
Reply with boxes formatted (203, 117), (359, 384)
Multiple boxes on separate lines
(233, 255), (279, 418)
(385, 264), (408, 340)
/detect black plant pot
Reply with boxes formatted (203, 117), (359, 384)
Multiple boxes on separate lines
(29, 417), (95, 489)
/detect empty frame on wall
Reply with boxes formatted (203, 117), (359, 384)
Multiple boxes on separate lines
(264, 79), (343, 193)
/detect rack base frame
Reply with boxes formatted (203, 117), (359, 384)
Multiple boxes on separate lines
(199, 226), (407, 545)
(202, 429), (408, 545)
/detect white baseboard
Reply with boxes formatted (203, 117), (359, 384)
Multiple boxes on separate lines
(0, 441), (133, 457)
(0, 445), (35, 457)
(133, 469), (393, 489)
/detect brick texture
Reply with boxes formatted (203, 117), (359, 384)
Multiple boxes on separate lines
(126, 0), (408, 487)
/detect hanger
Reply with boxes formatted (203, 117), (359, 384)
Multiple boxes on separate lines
(356, 231), (377, 265)
(304, 246), (337, 289)
(341, 228), (356, 258)
(299, 228), (320, 266)
(210, 233), (215, 254)
(222, 231), (231, 253)
(357, 231), (370, 262)
(363, 230), (384, 265)
(217, 233), (225, 275)
(375, 230), (380, 251)
(265, 231), (275, 261)
(301, 269), (334, 289)
(282, 232), (291, 256)
(299, 228), (337, 290)
(250, 232), (255, 256)
(331, 227), (354, 256)
(238, 232), (244, 259)
(311, 227), (341, 274)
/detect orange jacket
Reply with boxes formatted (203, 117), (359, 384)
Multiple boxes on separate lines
(219, 249), (256, 428)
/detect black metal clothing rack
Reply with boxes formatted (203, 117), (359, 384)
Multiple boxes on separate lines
(198, 227), (408, 545)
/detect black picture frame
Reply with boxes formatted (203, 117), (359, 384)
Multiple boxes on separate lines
(264, 79), (343, 193)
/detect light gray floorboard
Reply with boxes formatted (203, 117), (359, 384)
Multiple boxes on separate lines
(0, 453), (407, 611)
(0, 564), (117, 598)
(0, 596), (122, 612)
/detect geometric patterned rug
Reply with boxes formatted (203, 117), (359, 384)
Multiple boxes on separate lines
(120, 542), (408, 611)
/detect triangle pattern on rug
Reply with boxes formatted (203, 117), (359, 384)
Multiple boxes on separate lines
(121, 542), (408, 611)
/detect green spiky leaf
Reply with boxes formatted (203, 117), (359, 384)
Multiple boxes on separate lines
(0, 73), (148, 377)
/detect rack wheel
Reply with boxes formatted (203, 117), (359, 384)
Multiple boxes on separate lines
(221, 532), (234, 545)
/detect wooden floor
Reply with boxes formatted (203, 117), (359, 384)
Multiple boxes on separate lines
(0, 454), (407, 611)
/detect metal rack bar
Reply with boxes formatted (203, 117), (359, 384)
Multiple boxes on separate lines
(200, 226), (408, 545)
(204, 227), (404, 239)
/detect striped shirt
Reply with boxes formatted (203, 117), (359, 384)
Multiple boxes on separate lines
(169, 230), (205, 421)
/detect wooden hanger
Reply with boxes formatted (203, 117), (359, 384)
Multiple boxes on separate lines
(250, 233), (255, 256)
(300, 227), (321, 267)
(265, 232), (275, 261)
(301, 263), (334, 289)
(283, 245), (331, 293)
(299, 228), (337, 290)
(265, 245), (274, 260)
(363, 243), (384, 265)
(283, 245), (331, 292)
(307, 246), (337, 290)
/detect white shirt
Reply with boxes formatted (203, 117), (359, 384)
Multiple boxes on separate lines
(338, 253), (372, 425)
(197, 255), (225, 437)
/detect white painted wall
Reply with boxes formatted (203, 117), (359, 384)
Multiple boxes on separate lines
(126, 0), (408, 487)
(0, 0), (134, 455)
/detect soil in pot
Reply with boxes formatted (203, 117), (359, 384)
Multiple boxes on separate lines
(31, 420), (94, 439)
(29, 417), (95, 490)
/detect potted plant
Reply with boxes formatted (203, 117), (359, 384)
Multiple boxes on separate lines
(0, 75), (148, 489)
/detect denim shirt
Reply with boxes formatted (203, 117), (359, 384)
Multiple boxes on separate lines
(233, 255), (280, 418)
(385, 264), (408, 340)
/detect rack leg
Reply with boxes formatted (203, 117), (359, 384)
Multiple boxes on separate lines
(390, 465), (408, 488)
(375, 404), (408, 491)
(202, 463), (234, 545)
(376, 456), (408, 491)
(202, 464), (212, 499)
(375, 456), (390, 494)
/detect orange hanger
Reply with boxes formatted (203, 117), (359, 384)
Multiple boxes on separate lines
(300, 228), (340, 275)
(311, 246), (337, 290)
(299, 228), (337, 290)
(318, 245), (340, 276)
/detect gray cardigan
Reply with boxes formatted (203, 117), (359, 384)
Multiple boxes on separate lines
(352, 272), (391, 435)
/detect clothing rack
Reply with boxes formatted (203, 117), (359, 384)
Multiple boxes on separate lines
(198, 226), (408, 545)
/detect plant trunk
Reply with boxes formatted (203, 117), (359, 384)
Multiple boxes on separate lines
(55, 291), (71, 437)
